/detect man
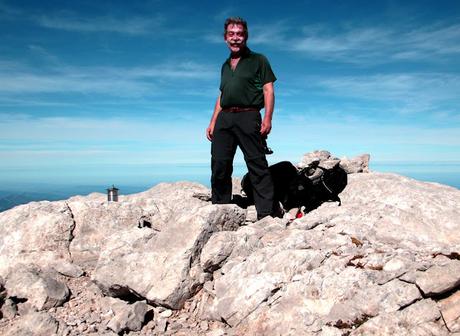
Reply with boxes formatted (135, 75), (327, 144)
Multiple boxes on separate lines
(206, 17), (277, 219)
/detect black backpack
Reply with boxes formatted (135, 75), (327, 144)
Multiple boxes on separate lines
(241, 161), (348, 213)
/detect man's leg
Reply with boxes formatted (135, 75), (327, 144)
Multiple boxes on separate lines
(211, 112), (237, 204)
(234, 112), (275, 218)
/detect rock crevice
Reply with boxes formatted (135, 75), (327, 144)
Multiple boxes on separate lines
(1, 152), (459, 335)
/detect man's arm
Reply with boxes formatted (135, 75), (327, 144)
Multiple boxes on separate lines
(260, 82), (274, 136)
(206, 93), (222, 141)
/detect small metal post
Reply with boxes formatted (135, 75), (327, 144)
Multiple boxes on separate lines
(107, 185), (119, 202)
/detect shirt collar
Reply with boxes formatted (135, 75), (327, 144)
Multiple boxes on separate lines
(226, 47), (251, 64)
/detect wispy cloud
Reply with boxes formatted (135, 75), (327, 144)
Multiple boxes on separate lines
(0, 113), (210, 165)
(315, 73), (460, 100)
(35, 12), (164, 35)
(251, 22), (460, 65)
(270, 113), (460, 163)
(293, 72), (460, 118)
(0, 60), (217, 98)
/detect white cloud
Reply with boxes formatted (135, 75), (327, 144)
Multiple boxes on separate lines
(297, 72), (460, 116)
(35, 13), (164, 35)
(252, 22), (460, 65)
(0, 61), (217, 97)
(269, 114), (460, 162)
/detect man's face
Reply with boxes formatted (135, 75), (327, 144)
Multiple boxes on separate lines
(224, 23), (247, 54)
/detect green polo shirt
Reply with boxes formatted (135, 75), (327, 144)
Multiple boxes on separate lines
(219, 48), (276, 110)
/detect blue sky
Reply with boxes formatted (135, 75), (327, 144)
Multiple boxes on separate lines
(0, 0), (459, 188)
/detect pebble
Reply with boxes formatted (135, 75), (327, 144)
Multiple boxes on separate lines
(159, 309), (173, 318)
(76, 323), (88, 333)
(199, 320), (209, 331)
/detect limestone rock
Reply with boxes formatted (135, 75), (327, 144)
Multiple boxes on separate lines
(67, 200), (147, 270)
(5, 264), (70, 311)
(200, 231), (236, 272)
(92, 203), (245, 309)
(438, 290), (460, 332)
(51, 259), (84, 278)
(415, 259), (460, 296)
(339, 154), (370, 173)
(0, 201), (75, 278)
(5, 311), (59, 336)
(104, 298), (150, 334)
(69, 181), (209, 270)
(302, 172), (460, 252)
(298, 150), (334, 168)
(1, 152), (460, 336)
(352, 299), (447, 335)
(1, 298), (17, 319)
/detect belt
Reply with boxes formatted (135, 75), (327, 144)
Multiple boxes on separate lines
(221, 107), (259, 113)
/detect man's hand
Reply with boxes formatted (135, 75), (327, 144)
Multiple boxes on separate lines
(207, 94), (222, 142)
(261, 82), (274, 137)
(206, 123), (214, 141)
(260, 119), (272, 136)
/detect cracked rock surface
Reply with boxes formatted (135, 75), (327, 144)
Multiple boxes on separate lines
(0, 151), (459, 335)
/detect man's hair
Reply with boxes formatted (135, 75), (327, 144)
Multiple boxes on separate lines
(224, 17), (248, 39)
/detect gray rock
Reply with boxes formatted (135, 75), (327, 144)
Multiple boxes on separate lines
(339, 154), (370, 173)
(17, 301), (35, 316)
(202, 169), (460, 335)
(5, 264), (69, 311)
(51, 259), (84, 278)
(5, 311), (59, 336)
(298, 150), (333, 168)
(352, 299), (447, 335)
(200, 231), (236, 272)
(438, 290), (460, 332)
(415, 259), (460, 296)
(326, 278), (422, 326)
(68, 181), (209, 271)
(92, 202), (245, 309)
(1, 298), (17, 319)
(1, 152), (460, 336)
(105, 298), (150, 334)
(0, 201), (75, 278)
(67, 199), (147, 270)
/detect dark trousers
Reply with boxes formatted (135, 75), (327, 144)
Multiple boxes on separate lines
(211, 111), (274, 217)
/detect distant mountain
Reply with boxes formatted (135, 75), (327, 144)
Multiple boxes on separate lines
(0, 185), (150, 212)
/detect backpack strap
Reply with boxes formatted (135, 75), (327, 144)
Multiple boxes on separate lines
(320, 173), (342, 206)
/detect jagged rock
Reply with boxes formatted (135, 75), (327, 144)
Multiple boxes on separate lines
(298, 172), (460, 251)
(104, 298), (150, 334)
(51, 259), (84, 278)
(298, 150), (334, 168)
(200, 231), (236, 272)
(5, 264), (70, 311)
(92, 203), (245, 309)
(1, 298), (17, 319)
(0, 201), (75, 278)
(297, 150), (370, 175)
(1, 152), (460, 336)
(351, 299), (448, 335)
(414, 259), (460, 296)
(438, 290), (460, 332)
(5, 311), (59, 336)
(67, 200), (147, 270)
(201, 171), (460, 334)
(68, 182), (209, 270)
(206, 220), (326, 327)
(339, 154), (370, 173)
(326, 278), (422, 326)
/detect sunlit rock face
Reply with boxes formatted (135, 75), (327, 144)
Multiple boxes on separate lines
(1, 151), (459, 335)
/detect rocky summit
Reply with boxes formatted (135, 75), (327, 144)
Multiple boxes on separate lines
(0, 150), (459, 336)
